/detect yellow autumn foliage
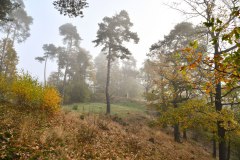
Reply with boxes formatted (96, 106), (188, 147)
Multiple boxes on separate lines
(0, 73), (61, 114)
(0, 75), (10, 102)
(41, 87), (61, 112)
(11, 73), (42, 107)
(11, 74), (42, 107)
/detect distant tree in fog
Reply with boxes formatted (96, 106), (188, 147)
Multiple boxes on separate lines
(93, 10), (139, 114)
(35, 44), (57, 86)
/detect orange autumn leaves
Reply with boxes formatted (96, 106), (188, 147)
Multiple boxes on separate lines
(180, 43), (240, 94)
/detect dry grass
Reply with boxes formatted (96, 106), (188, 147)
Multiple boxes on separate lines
(0, 105), (212, 160)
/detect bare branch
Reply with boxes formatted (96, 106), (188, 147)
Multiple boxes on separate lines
(218, 45), (238, 55)
(222, 86), (240, 98)
(222, 102), (240, 106)
(163, 2), (201, 16)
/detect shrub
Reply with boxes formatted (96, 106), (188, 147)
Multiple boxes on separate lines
(232, 135), (240, 159)
(90, 93), (105, 102)
(72, 105), (78, 110)
(11, 73), (43, 107)
(41, 87), (61, 113)
(147, 120), (158, 128)
(9, 72), (61, 113)
(0, 75), (10, 103)
(79, 114), (85, 120)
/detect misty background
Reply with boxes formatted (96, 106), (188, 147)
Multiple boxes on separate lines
(14, 0), (184, 82)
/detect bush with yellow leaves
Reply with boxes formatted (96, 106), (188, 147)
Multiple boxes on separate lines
(41, 86), (61, 112)
(6, 72), (62, 113)
(11, 73), (43, 107)
(0, 75), (11, 103)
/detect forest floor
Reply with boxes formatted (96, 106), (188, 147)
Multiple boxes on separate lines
(0, 102), (213, 160)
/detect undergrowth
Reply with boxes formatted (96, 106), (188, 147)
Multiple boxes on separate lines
(0, 105), (212, 160)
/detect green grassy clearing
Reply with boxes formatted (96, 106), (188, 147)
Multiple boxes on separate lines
(63, 101), (147, 117)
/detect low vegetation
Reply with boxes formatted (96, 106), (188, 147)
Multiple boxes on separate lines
(0, 1), (239, 160)
(0, 104), (212, 160)
(63, 101), (146, 118)
(0, 73), (61, 114)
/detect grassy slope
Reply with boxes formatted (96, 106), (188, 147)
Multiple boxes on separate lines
(0, 103), (212, 160)
(63, 102), (147, 117)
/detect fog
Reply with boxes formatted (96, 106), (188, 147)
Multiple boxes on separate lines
(0, 1), (239, 159)
(13, 0), (184, 82)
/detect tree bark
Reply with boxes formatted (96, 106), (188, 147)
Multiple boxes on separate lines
(183, 129), (187, 140)
(227, 139), (230, 160)
(174, 123), (181, 142)
(0, 28), (11, 74)
(44, 56), (48, 86)
(61, 39), (73, 104)
(57, 62), (61, 86)
(62, 63), (68, 104)
(214, 43), (226, 160)
(106, 54), (111, 114)
(173, 102), (181, 142)
(213, 136), (217, 158)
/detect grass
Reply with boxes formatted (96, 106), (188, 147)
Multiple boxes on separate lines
(0, 104), (213, 160)
(63, 101), (147, 117)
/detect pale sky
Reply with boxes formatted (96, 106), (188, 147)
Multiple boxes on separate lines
(14, 0), (185, 82)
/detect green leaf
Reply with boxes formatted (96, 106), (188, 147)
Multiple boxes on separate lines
(236, 27), (240, 34)
(216, 18), (222, 24)
(235, 33), (239, 39)
(222, 34), (229, 41)
(238, 67), (240, 73)
(189, 40), (198, 49)
(211, 38), (218, 45)
(211, 17), (215, 23)
(181, 69), (186, 76)
(203, 22), (214, 27)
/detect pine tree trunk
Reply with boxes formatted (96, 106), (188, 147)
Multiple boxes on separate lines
(0, 28), (11, 73)
(61, 39), (72, 104)
(106, 55), (111, 114)
(11, 27), (17, 46)
(62, 63), (68, 104)
(44, 57), (48, 86)
(57, 65), (61, 86)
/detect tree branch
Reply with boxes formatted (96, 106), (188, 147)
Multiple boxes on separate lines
(221, 86), (240, 98)
(218, 45), (238, 55)
(222, 102), (240, 106)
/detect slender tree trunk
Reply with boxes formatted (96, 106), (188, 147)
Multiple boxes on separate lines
(44, 57), (48, 86)
(57, 63), (61, 86)
(173, 102), (181, 142)
(174, 123), (181, 142)
(210, 95), (217, 159)
(0, 28), (11, 74)
(11, 27), (17, 46)
(216, 82), (226, 160)
(213, 135), (217, 158)
(106, 54), (111, 114)
(61, 39), (73, 104)
(214, 42), (226, 160)
(227, 139), (230, 160)
(62, 63), (68, 104)
(160, 74), (167, 111)
(183, 129), (187, 140)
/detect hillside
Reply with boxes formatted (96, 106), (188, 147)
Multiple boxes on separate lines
(0, 104), (213, 160)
